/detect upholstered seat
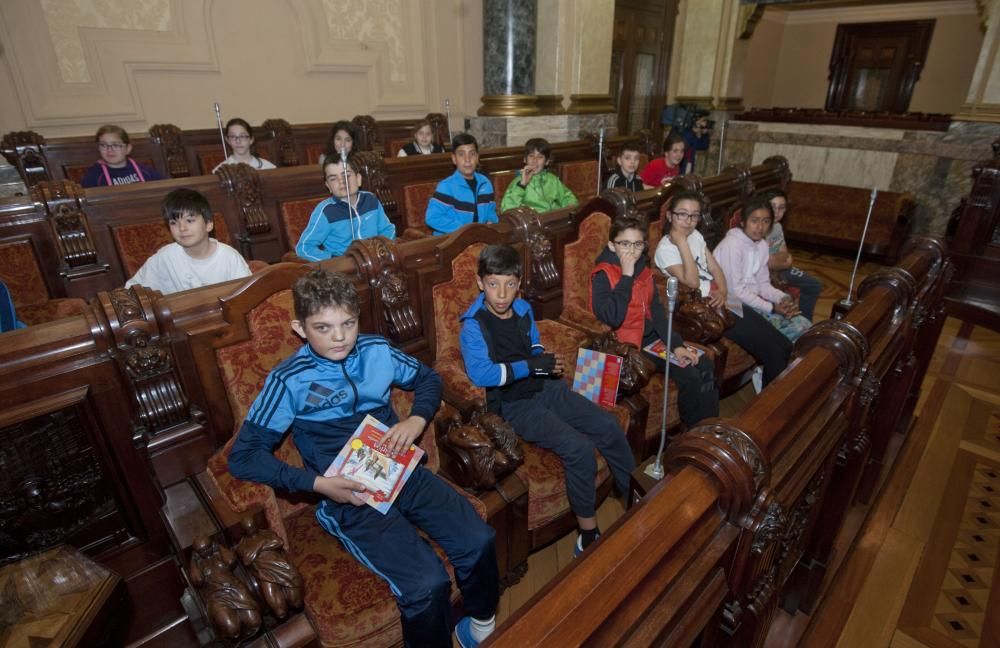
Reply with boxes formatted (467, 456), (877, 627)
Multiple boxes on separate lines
(400, 181), (438, 239)
(0, 238), (86, 326)
(558, 160), (599, 202)
(279, 196), (327, 257)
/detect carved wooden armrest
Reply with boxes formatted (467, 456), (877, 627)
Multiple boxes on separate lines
(584, 331), (655, 396)
(675, 286), (733, 344)
(401, 226), (433, 241)
(188, 536), (262, 642)
(234, 517), (304, 620)
(436, 401), (524, 490)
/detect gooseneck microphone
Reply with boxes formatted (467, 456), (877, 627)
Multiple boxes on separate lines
(596, 126), (605, 194)
(646, 276), (679, 480)
(340, 149), (359, 241)
(213, 102), (228, 161)
(838, 187), (879, 311)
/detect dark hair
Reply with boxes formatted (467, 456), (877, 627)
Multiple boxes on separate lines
(412, 119), (433, 138)
(618, 140), (641, 157)
(524, 137), (553, 166)
(478, 244), (521, 278)
(96, 124), (129, 144)
(609, 213), (648, 242)
(331, 120), (358, 143)
(663, 132), (686, 152)
(452, 132), (479, 152)
(161, 188), (213, 224)
(667, 190), (705, 215)
(322, 151), (362, 176)
(763, 189), (787, 202)
(293, 269), (360, 321)
(740, 196), (774, 225)
(225, 118), (253, 139)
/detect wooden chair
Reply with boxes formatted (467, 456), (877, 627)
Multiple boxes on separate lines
(557, 159), (599, 202)
(0, 238), (86, 325)
(399, 181), (438, 239)
(277, 196), (327, 260)
(491, 170), (519, 206)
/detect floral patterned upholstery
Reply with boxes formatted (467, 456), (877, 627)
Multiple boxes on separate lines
(17, 299), (87, 325)
(280, 196), (327, 253)
(401, 181), (439, 229)
(305, 144), (326, 166)
(491, 170), (518, 203)
(0, 239), (87, 325)
(199, 152), (226, 175)
(560, 212), (612, 334)
(558, 160), (598, 202)
(431, 243), (488, 402)
(387, 138), (410, 157)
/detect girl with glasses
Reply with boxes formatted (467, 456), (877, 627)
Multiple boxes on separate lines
(213, 118), (276, 172)
(81, 124), (164, 188)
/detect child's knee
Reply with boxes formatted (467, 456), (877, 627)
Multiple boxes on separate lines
(399, 564), (452, 615)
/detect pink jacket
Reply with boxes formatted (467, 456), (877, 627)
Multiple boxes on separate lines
(713, 227), (788, 313)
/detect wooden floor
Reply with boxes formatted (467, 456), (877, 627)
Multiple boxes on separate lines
(492, 248), (1000, 647)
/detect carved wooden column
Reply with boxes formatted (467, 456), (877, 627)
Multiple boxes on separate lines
(261, 118), (298, 167)
(1, 130), (51, 187)
(149, 124), (190, 178)
(501, 207), (561, 319)
(215, 163), (280, 263)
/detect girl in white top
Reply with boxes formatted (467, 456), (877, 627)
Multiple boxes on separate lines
(213, 118), (276, 172)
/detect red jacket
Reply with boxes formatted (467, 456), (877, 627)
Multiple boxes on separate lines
(590, 262), (655, 347)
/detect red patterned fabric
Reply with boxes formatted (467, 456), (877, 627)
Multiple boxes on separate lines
(305, 144), (326, 166)
(431, 243), (487, 401)
(558, 160), (598, 202)
(64, 165), (89, 184)
(112, 222), (173, 277)
(491, 170), (518, 202)
(560, 212), (611, 334)
(280, 197), (327, 253)
(199, 152), (226, 176)
(0, 240), (53, 308)
(17, 298), (87, 325)
(401, 182), (439, 229)
(516, 443), (610, 530)
(387, 138), (409, 157)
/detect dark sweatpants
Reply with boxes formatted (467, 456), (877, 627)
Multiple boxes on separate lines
(781, 266), (823, 322)
(501, 379), (636, 519)
(645, 352), (719, 427)
(315, 466), (498, 648)
(722, 306), (792, 385)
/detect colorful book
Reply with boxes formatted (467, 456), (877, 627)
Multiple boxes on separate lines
(572, 348), (623, 408)
(643, 339), (705, 367)
(324, 414), (424, 514)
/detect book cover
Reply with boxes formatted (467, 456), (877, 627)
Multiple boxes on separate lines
(643, 339), (705, 367)
(324, 414), (424, 514)
(572, 348), (623, 408)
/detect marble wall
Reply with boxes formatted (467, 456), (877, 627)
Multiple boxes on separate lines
(721, 120), (1000, 236)
(468, 113), (616, 149)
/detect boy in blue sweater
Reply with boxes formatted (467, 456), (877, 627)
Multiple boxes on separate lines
(459, 245), (635, 556)
(425, 133), (497, 235)
(295, 154), (396, 260)
(228, 269), (498, 648)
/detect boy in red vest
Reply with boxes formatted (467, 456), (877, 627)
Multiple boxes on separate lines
(590, 213), (718, 427)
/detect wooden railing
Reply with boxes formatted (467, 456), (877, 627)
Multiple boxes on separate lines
(734, 107), (952, 131)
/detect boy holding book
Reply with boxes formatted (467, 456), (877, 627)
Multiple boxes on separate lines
(229, 269), (498, 648)
(459, 244), (635, 556)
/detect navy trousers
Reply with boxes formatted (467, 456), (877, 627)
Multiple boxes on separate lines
(316, 466), (498, 648)
(781, 266), (823, 322)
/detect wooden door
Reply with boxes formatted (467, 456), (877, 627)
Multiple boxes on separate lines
(826, 21), (934, 113)
(611, 0), (678, 137)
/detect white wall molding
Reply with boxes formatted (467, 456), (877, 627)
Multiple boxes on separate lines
(762, 0), (977, 25)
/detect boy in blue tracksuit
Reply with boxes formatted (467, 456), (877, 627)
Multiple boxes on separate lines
(459, 245), (635, 557)
(425, 133), (498, 235)
(295, 154), (396, 260)
(229, 269), (498, 648)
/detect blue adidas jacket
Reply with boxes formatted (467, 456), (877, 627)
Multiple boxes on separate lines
(459, 294), (545, 389)
(228, 335), (441, 493)
(295, 191), (396, 260)
(425, 171), (498, 235)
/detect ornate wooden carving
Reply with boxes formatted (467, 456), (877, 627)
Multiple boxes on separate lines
(675, 286), (733, 344)
(352, 115), (382, 154)
(634, 128), (660, 158)
(235, 518), (304, 619)
(439, 407), (524, 490)
(501, 207), (560, 300)
(216, 163), (271, 235)
(347, 237), (422, 343)
(424, 112), (449, 148)
(189, 536), (262, 642)
(791, 320), (869, 381)
(857, 267), (916, 317)
(586, 331), (654, 396)
(0, 408), (117, 564)
(751, 501), (787, 556)
(1, 130), (52, 186)
(599, 187), (637, 215)
(261, 118), (298, 167)
(149, 123), (190, 177)
(30, 181), (100, 269)
(353, 150), (398, 214)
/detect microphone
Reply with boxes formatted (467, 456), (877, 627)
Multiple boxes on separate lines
(666, 276), (678, 313)
(340, 149), (359, 241)
(213, 101), (228, 162)
(444, 97), (454, 149)
(646, 275), (680, 481)
(596, 126), (605, 193)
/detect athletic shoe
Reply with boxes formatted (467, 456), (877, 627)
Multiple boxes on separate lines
(455, 616), (479, 648)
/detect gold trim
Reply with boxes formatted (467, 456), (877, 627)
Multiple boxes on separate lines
(674, 96), (713, 106)
(566, 94), (616, 114)
(536, 95), (566, 115)
(478, 94), (541, 117)
(714, 97), (745, 111)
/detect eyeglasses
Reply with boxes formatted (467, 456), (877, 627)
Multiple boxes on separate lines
(227, 134), (251, 142)
(671, 211), (701, 222)
(613, 240), (646, 250)
(98, 142), (126, 150)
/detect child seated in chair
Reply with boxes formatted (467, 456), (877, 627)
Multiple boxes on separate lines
(764, 189), (823, 322)
(125, 188), (250, 294)
(654, 190), (791, 387)
(590, 214), (718, 427)
(714, 197), (812, 342)
(229, 269), (499, 648)
(605, 141), (644, 193)
(397, 119), (445, 156)
(459, 244), (635, 556)
(500, 138), (578, 214)
(80, 124), (164, 188)
(318, 120), (358, 165)
(640, 132), (686, 189)
(295, 153), (395, 260)
(425, 133), (498, 235)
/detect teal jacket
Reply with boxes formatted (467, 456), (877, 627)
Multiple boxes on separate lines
(500, 170), (578, 214)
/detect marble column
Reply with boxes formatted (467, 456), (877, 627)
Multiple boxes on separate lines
(480, 0), (540, 116)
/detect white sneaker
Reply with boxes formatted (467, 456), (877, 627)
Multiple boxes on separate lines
(751, 365), (764, 394)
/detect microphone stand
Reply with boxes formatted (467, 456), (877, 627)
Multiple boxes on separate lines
(646, 276), (679, 480)
(340, 150), (359, 241)
(213, 102), (228, 162)
(444, 98), (454, 150)
(837, 187), (878, 311)
(596, 126), (605, 194)
(716, 118), (727, 174)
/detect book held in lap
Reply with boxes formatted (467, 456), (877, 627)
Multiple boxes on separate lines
(572, 348), (622, 408)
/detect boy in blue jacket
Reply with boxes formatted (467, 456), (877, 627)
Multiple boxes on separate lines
(295, 154), (396, 260)
(229, 269), (498, 648)
(425, 133), (498, 235)
(459, 245), (635, 556)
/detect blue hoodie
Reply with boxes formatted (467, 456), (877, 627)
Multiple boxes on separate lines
(425, 171), (498, 235)
(296, 191), (396, 260)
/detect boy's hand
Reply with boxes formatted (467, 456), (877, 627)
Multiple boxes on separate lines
(313, 475), (367, 506)
(618, 247), (641, 277)
(527, 353), (557, 376)
(382, 415), (427, 457)
(669, 230), (690, 249)
(551, 353), (566, 377)
(520, 166), (536, 186)
(671, 346), (698, 368)
(708, 287), (726, 309)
